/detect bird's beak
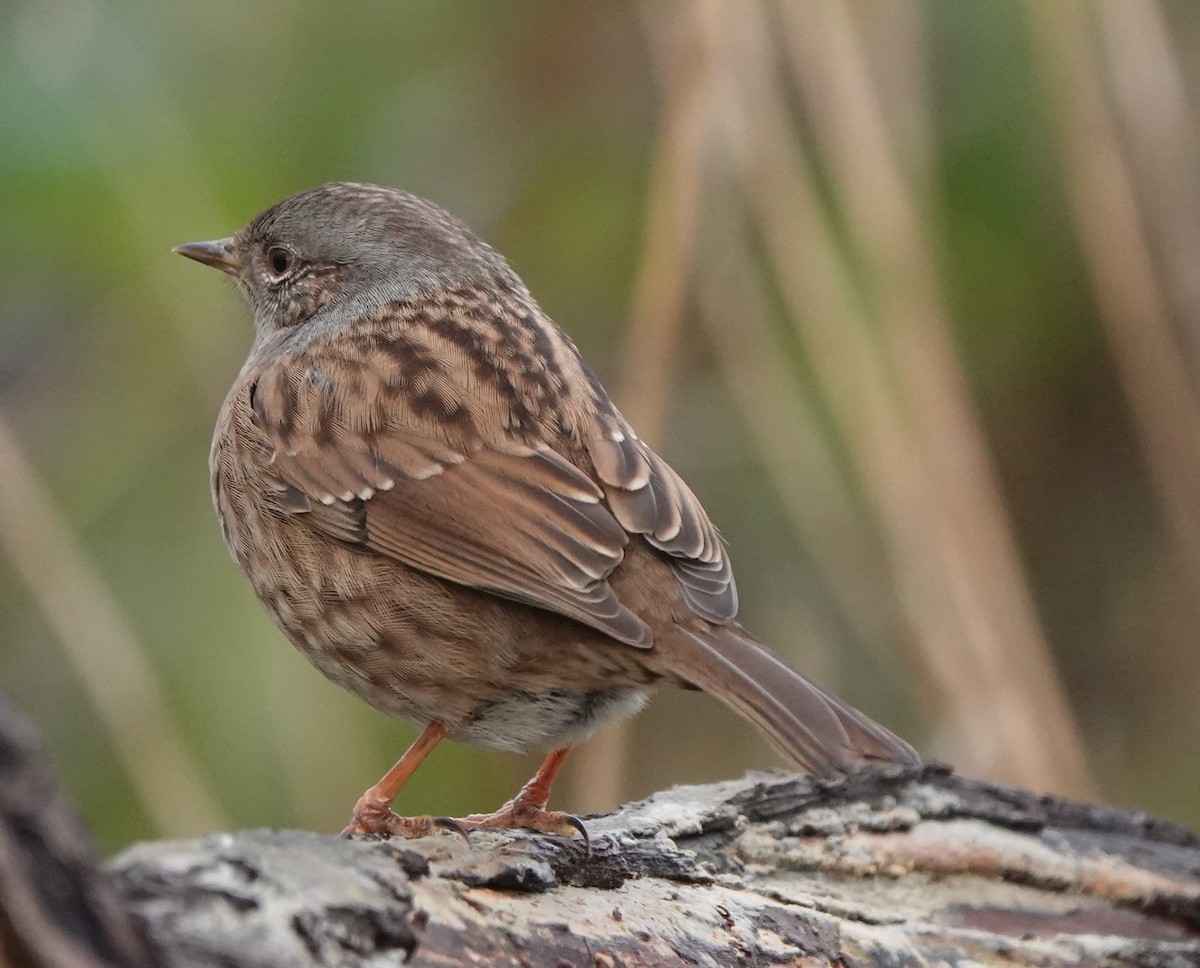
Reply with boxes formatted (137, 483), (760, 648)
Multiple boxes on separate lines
(172, 237), (240, 274)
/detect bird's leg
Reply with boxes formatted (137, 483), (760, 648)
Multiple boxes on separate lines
(456, 747), (589, 845)
(342, 721), (451, 838)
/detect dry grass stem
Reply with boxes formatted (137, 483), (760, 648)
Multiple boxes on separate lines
(1028, 0), (1200, 596)
(690, 185), (895, 655)
(0, 413), (227, 836)
(700, 0), (1095, 794)
(1096, 0), (1200, 381)
(784, 0), (1093, 795)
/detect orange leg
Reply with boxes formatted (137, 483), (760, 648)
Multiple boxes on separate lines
(457, 747), (589, 846)
(508, 746), (573, 811)
(342, 721), (447, 837)
(343, 736), (588, 846)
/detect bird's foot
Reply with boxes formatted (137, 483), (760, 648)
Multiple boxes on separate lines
(457, 798), (590, 850)
(342, 794), (589, 849)
(341, 792), (467, 841)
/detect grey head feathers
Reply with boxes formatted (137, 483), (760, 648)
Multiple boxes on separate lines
(231, 182), (527, 358)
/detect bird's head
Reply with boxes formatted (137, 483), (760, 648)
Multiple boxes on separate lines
(174, 182), (521, 354)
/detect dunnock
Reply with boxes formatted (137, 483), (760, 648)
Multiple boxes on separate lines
(176, 183), (919, 840)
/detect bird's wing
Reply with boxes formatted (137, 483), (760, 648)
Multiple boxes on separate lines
(246, 345), (653, 647)
(583, 419), (737, 624)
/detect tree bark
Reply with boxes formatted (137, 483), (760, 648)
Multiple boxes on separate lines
(3, 692), (1198, 967)
(107, 765), (1200, 967)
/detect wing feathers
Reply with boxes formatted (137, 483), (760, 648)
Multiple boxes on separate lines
(251, 357), (653, 646)
(364, 479), (651, 645)
(586, 431), (737, 622)
(250, 331), (738, 647)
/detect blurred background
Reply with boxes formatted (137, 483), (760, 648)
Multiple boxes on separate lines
(2, 0), (1199, 853)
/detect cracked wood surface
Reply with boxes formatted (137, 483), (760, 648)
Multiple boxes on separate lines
(109, 765), (1200, 967)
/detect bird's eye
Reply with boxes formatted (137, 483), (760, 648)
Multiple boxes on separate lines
(267, 246), (294, 276)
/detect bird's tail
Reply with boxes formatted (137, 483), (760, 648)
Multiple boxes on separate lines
(656, 623), (920, 778)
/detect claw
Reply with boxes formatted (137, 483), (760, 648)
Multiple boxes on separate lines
(433, 816), (472, 844)
(564, 814), (591, 854)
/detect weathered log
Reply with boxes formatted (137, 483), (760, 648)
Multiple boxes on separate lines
(3, 690), (1197, 967)
(109, 765), (1200, 967)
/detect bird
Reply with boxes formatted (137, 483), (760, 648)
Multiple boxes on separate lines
(174, 182), (920, 841)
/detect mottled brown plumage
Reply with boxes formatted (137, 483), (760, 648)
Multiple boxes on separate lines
(177, 182), (919, 839)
